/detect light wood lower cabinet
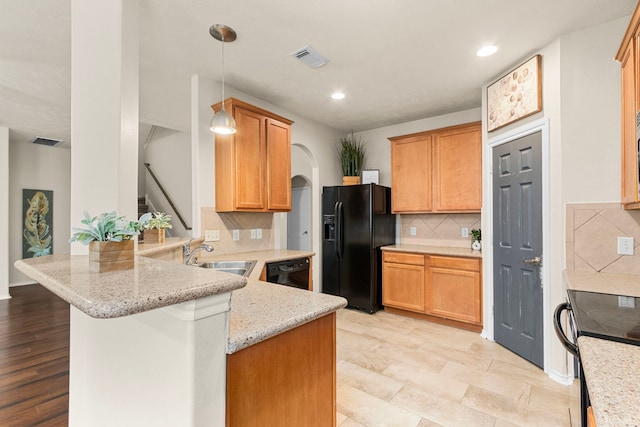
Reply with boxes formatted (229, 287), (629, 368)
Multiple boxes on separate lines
(382, 251), (482, 330)
(427, 256), (482, 325)
(226, 313), (336, 427)
(382, 252), (426, 313)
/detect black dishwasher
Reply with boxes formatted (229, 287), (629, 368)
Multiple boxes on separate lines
(266, 258), (310, 290)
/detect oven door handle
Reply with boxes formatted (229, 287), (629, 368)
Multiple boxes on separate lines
(554, 302), (578, 357)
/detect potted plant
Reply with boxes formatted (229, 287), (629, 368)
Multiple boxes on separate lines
(139, 212), (172, 243)
(470, 228), (482, 251)
(69, 211), (142, 272)
(338, 131), (366, 185)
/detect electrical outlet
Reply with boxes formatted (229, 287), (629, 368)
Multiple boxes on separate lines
(204, 230), (220, 241)
(618, 236), (634, 255)
(256, 228), (262, 239)
(618, 295), (636, 308)
(461, 228), (469, 238)
(232, 229), (240, 241)
(250, 229), (257, 239)
(410, 227), (417, 236)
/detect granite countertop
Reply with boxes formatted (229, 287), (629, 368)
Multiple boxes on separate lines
(198, 248), (348, 353)
(564, 270), (640, 426)
(17, 247), (345, 356)
(381, 244), (482, 258)
(564, 269), (640, 296)
(227, 280), (347, 354)
(198, 249), (315, 281)
(14, 254), (246, 319)
(578, 336), (640, 427)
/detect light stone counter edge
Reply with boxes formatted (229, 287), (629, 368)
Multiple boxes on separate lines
(382, 244), (482, 258)
(227, 279), (347, 354)
(14, 254), (246, 319)
(577, 336), (640, 427)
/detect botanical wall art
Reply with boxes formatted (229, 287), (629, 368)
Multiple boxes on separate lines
(487, 54), (542, 132)
(22, 189), (53, 258)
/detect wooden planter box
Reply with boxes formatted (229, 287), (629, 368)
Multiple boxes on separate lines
(142, 229), (166, 244)
(342, 176), (361, 186)
(89, 240), (135, 273)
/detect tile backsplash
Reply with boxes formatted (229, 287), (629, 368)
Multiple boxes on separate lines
(201, 207), (274, 254)
(566, 203), (640, 274)
(399, 213), (481, 248)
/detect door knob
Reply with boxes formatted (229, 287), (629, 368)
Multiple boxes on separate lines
(523, 256), (541, 266)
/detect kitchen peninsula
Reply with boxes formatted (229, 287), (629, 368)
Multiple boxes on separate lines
(15, 252), (346, 427)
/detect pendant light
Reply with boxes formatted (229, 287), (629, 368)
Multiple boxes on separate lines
(209, 24), (237, 135)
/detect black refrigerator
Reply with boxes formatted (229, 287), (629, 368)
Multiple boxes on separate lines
(322, 184), (396, 313)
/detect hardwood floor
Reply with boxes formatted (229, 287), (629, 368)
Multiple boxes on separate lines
(0, 285), (69, 427)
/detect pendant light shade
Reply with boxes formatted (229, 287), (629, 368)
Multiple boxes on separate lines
(210, 108), (236, 134)
(209, 24), (237, 135)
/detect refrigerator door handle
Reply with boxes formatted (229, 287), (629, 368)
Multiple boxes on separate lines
(335, 201), (343, 260)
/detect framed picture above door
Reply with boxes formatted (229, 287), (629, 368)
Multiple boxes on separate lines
(487, 55), (542, 132)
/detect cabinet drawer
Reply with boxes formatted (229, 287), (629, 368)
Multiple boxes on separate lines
(383, 251), (425, 266)
(429, 256), (480, 272)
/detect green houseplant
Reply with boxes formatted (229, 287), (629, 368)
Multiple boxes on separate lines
(69, 211), (142, 272)
(338, 131), (366, 185)
(470, 228), (482, 251)
(138, 212), (172, 243)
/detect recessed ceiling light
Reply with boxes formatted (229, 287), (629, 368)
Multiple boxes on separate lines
(331, 92), (345, 100)
(477, 45), (497, 57)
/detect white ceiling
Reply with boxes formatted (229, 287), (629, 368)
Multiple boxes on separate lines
(0, 0), (636, 147)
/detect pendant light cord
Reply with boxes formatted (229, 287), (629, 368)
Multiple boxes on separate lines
(221, 33), (226, 110)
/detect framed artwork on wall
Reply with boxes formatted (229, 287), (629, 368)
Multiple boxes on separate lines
(487, 54), (542, 132)
(361, 169), (380, 185)
(22, 189), (53, 258)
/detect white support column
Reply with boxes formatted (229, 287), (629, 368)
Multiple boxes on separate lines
(70, 0), (139, 254)
(69, 293), (231, 427)
(0, 127), (9, 299)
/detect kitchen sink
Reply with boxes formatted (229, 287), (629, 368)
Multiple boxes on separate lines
(198, 260), (257, 277)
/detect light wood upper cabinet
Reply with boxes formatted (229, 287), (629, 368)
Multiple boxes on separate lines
(390, 135), (433, 213)
(433, 124), (482, 211)
(389, 122), (481, 213)
(213, 98), (293, 212)
(616, 5), (640, 209)
(265, 118), (292, 211)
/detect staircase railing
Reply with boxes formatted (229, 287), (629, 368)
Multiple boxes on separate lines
(144, 162), (192, 231)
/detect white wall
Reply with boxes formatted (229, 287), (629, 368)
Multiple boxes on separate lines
(0, 127), (9, 299)
(355, 108), (482, 187)
(144, 126), (192, 236)
(8, 143), (71, 285)
(561, 17), (627, 203)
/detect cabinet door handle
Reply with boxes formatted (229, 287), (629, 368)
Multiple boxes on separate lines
(523, 256), (541, 266)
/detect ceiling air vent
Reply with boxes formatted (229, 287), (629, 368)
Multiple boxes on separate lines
(290, 45), (329, 68)
(30, 137), (63, 147)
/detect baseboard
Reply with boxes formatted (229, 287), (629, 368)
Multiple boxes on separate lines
(0, 293), (10, 300)
(9, 280), (37, 287)
(547, 368), (574, 386)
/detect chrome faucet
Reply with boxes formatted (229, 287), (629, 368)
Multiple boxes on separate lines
(184, 242), (214, 265)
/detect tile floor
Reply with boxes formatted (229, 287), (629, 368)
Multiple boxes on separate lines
(335, 308), (580, 427)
